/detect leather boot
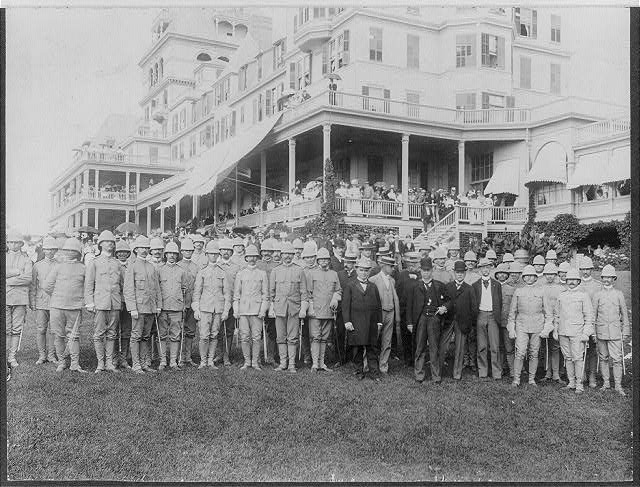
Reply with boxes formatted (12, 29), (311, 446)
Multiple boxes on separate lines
(565, 360), (576, 389)
(266, 334), (276, 365)
(512, 357), (524, 386)
(528, 355), (538, 385)
(47, 332), (58, 363)
(141, 341), (156, 373)
(8, 335), (20, 368)
(185, 337), (195, 365)
(130, 340), (143, 373)
(310, 340), (320, 371)
(169, 341), (179, 368)
(551, 348), (561, 380)
(574, 359), (584, 393)
(319, 341), (332, 372)
(506, 353), (514, 378)
(105, 340), (118, 372)
(119, 340), (131, 369)
(240, 341), (251, 369)
(55, 336), (68, 372)
(275, 344), (288, 371)
(158, 340), (168, 370)
(36, 332), (47, 364)
(287, 344), (297, 373)
(600, 358), (610, 390)
(223, 335), (233, 366)
(252, 339), (262, 370)
(94, 340), (106, 373)
(588, 348), (598, 388)
(198, 340), (208, 369)
(613, 364), (626, 396)
(207, 339), (218, 368)
(69, 340), (87, 373)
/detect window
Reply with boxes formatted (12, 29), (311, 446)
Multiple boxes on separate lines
(407, 6), (420, 15)
(172, 114), (178, 135)
(149, 147), (158, 164)
(406, 91), (420, 117)
(159, 58), (163, 79)
(191, 102), (197, 124)
(295, 54), (311, 89)
(471, 153), (493, 183)
(515, 8), (537, 38)
(550, 63), (561, 94)
(240, 105), (245, 123)
(179, 142), (184, 160)
(179, 108), (186, 130)
(456, 34), (475, 67)
(273, 39), (286, 69)
(298, 7), (310, 25)
(535, 183), (565, 206)
(265, 89), (272, 117)
(482, 92), (504, 109)
(257, 53), (263, 80)
(197, 52), (212, 62)
(258, 93), (263, 121)
(205, 125), (212, 148)
(222, 78), (230, 101)
(327, 30), (349, 73)
(456, 92), (476, 109)
(163, 90), (168, 108)
(369, 27), (383, 62)
(239, 65), (247, 91)
(407, 34), (419, 69)
(190, 135), (196, 157)
(520, 57), (531, 89)
(313, 7), (325, 18)
(149, 68), (153, 87)
(481, 33), (505, 69)
(144, 106), (150, 121)
(551, 15), (561, 43)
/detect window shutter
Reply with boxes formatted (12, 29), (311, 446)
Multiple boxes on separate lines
(308, 53), (312, 84)
(265, 89), (272, 116)
(293, 15), (297, 32)
(231, 111), (236, 136)
(497, 37), (505, 69)
(506, 96), (515, 108)
(383, 89), (390, 99)
(322, 43), (328, 75)
(468, 93), (476, 109)
(482, 92), (490, 109)
(282, 39), (286, 54)
(343, 30), (350, 64)
(252, 98), (257, 124)
(273, 46), (277, 71)
(481, 33), (488, 66)
(532, 10), (537, 38)
(289, 62), (296, 89)
(362, 86), (369, 96)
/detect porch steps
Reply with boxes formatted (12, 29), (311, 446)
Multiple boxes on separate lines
(413, 209), (459, 250)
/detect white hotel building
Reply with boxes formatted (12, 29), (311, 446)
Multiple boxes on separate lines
(49, 6), (630, 245)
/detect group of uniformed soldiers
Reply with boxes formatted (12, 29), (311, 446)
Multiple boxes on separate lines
(5, 231), (630, 394)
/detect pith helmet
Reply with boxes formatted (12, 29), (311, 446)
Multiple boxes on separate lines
(502, 252), (515, 263)
(533, 255), (546, 266)
(115, 240), (131, 253)
(566, 269), (581, 281)
(42, 237), (59, 250)
(180, 238), (195, 251)
(164, 242), (180, 254)
(545, 249), (558, 260)
(448, 242), (460, 251)
(97, 230), (116, 245)
(301, 242), (317, 259)
(244, 245), (259, 258)
(543, 263), (558, 275)
(485, 249), (497, 260)
(514, 249), (529, 260)
(579, 256), (594, 269)
(463, 251), (477, 262)
(293, 238), (304, 250)
(272, 240), (282, 252)
(150, 238), (165, 251)
(232, 237), (245, 247)
(62, 237), (82, 254)
(494, 263), (510, 276)
(260, 239), (274, 252)
(133, 235), (151, 249)
(477, 257), (491, 268)
(192, 234), (206, 244)
(432, 247), (447, 260)
(6, 232), (24, 244)
(521, 265), (537, 277)
(558, 262), (571, 273)
(219, 238), (233, 251)
(600, 264), (617, 279)
(317, 248), (331, 260)
(281, 242), (295, 254)
(205, 240), (220, 254)
(509, 262), (524, 274)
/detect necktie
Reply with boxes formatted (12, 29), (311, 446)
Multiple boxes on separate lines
(483, 279), (489, 289)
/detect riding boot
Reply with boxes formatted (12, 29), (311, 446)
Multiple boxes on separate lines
(252, 339), (262, 370)
(565, 360), (576, 389)
(207, 339), (218, 368)
(319, 341), (331, 372)
(130, 340), (142, 373)
(105, 340), (119, 372)
(168, 341), (179, 368)
(8, 335), (20, 368)
(551, 348), (561, 380)
(287, 344), (298, 373)
(94, 340), (106, 373)
(512, 357), (524, 386)
(119, 340), (131, 369)
(528, 354), (538, 385)
(36, 332), (47, 364)
(240, 341), (251, 369)
(55, 336), (68, 372)
(69, 340), (87, 373)
(574, 359), (585, 393)
(47, 332), (58, 363)
(613, 364), (626, 396)
(600, 358), (610, 390)
(275, 344), (288, 371)
(198, 340), (209, 369)
(311, 340), (320, 370)
(158, 340), (168, 370)
(141, 341), (156, 372)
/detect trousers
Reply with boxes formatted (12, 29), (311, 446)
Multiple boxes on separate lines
(476, 310), (501, 379)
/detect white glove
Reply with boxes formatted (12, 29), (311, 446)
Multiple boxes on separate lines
(156, 308), (162, 314)
(377, 322), (383, 331)
(193, 309), (201, 321)
(552, 329), (558, 341)
(308, 303), (316, 317)
(221, 312), (228, 321)
(329, 297), (339, 311)
(407, 323), (414, 333)
(580, 334), (590, 343)
(344, 321), (354, 332)
(268, 303), (276, 319)
(130, 310), (139, 319)
(86, 304), (95, 313)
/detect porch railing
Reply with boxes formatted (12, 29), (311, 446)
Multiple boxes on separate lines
(84, 190), (136, 202)
(335, 197), (402, 218)
(458, 205), (527, 224)
(575, 119), (630, 145)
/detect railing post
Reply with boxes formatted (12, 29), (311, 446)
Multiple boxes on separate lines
(401, 134), (410, 221)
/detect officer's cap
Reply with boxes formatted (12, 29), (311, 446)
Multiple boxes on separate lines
(463, 251), (477, 262)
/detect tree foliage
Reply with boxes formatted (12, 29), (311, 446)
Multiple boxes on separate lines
(301, 158), (344, 237)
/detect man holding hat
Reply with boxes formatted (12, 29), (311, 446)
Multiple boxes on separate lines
(214, 238), (242, 366)
(408, 256), (452, 383)
(192, 241), (231, 370)
(124, 236), (162, 374)
(578, 256), (602, 388)
(115, 240), (132, 369)
(269, 241), (308, 372)
(84, 230), (124, 373)
(157, 242), (190, 370)
(306, 247), (342, 372)
(540, 263), (565, 383)
(369, 255), (400, 374)
(396, 251), (422, 367)
(30, 236), (59, 365)
(233, 245), (269, 370)
(472, 257), (503, 379)
(592, 264), (630, 395)
(44, 238), (86, 373)
(178, 237), (199, 367)
(342, 257), (383, 380)
(553, 268), (594, 393)
(6, 232), (33, 368)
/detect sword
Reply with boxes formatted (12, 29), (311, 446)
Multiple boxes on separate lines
(621, 335), (626, 375)
(545, 338), (549, 372)
(17, 328), (24, 352)
(580, 341), (588, 383)
(234, 318), (239, 348)
(299, 319), (303, 361)
(155, 314), (163, 359)
(262, 318), (268, 363)
(332, 311), (342, 365)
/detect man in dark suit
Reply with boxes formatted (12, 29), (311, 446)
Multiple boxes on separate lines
(472, 257), (503, 379)
(329, 239), (346, 273)
(445, 261), (479, 380)
(334, 250), (358, 366)
(395, 251), (421, 366)
(407, 257), (452, 383)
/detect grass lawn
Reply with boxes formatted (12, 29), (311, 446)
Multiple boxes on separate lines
(6, 310), (633, 482)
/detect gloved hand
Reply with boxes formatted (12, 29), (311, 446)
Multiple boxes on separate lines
(329, 297), (339, 311)
(580, 334), (590, 343)
(268, 303), (276, 319)
(193, 309), (201, 321)
(258, 311), (265, 319)
(156, 308), (162, 314)
(407, 323), (414, 333)
(344, 322), (354, 332)
(221, 312), (228, 321)
(86, 304), (95, 313)
(130, 310), (139, 319)
(298, 309), (306, 319)
(308, 302), (316, 317)
(552, 329), (558, 341)
(377, 322), (383, 332)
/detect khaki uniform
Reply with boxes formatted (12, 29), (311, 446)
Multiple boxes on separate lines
(269, 262), (308, 370)
(158, 262), (189, 367)
(553, 288), (594, 390)
(192, 262), (231, 367)
(6, 250), (32, 366)
(579, 277), (603, 385)
(44, 261), (86, 371)
(507, 284), (552, 384)
(593, 287), (630, 388)
(85, 254), (124, 371)
(258, 259), (279, 365)
(30, 257), (57, 363)
(124, 257), (162, 372)
(500, 282), (516, 376)
(230, 253), (247, 269)
(116, 260), (132, 368)
(540, 281), (565, 380)
(191, 250), (209, 270)
(215, 258), (242, 364)
(178, 258), (199, 365)
(233, 265), (269, 367)
(306, 267), (342, 370)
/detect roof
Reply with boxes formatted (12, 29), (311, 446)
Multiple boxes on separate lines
(218, 33), (261, 79)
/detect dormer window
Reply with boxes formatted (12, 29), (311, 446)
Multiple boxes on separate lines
(197, 52), (212, 62)
(218, 56), (229, 63)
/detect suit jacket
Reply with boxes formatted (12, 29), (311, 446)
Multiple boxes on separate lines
(341, 279), (382, 346)
(369, 272), (400, 322)
(407, 279), (452, 326)
(330, 255), (344, 273)
(445, 280), (478, 334)
(472, 277), (503, 325)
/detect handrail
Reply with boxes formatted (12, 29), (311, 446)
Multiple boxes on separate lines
(419, 208), (457, 241)
(575, 118), (630, 144)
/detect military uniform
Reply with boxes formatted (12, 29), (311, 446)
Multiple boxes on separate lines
(257, 257), (279, 365)
(177, 257), (199, 366)
(215, 256), (242, 364)
(158, 261), (189, 369)
(579, 276), (603, 387)
(540, 280), (565, 381)
(85, 253), (124, 372)
(6, 246), (33, 367)
(30, 255), (57, 364)
(499, 281), (516, 377)
(124, 255), (162, 373)
(192, 249), (209, 270)
(269, 261), (308, 371)
(116, 256), (132, 369)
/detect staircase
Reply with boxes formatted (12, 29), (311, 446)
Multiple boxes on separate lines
(413, 208), (458, 249)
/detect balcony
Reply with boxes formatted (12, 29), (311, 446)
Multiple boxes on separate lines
(457, 205), (527, 225)
(294, 17), (333, 52)
(53, 190), (137, 215)
(575, 119), (630, 146)
(74, 148), (127, 164)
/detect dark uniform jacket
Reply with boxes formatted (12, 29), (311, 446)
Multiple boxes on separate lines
(407, 279), (452, 326)
(444, 280), (478, 334)
(341, 279), (382, 346)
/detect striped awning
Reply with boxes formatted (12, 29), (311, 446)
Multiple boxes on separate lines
(525, 143), (567, 185)
(567, 152), (605, 188)
(483, 159), (520, 195)
(602, 146), (630, 183)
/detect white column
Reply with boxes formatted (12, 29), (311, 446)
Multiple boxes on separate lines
(175, 198), (181, 227)
(458, 140), (465, 195)
(192, 195), (198, 218)
(288, 138), (296, 219)
(83, 170), (89, 194)
(50, 194), (55, 216)
(95, 208), (99, 229)
(95, 169), (100, 191)
(146, 206), (152, 236)
(322, 123), (331, 201)
(160, 206), (165, 232)
(401, 134), (410, 220)
(136, 172), (141, 194)
(125, 172), (130, 198)
(260, 151), (267, 207)
(135, 210), (140, 226)
(82, 208), (89, 226)
(125, 209), (130, 223)
(76, 175), (81, 198)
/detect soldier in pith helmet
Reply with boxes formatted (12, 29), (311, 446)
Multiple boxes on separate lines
(114, 240), (132, 369)
(6, 232), (32, 368)
(30, 236), (59, 365)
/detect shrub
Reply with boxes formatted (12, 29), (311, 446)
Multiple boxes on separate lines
(301, 158), (344, 237)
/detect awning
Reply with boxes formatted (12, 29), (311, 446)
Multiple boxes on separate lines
(483, 159), (520, 195)
(602, 146), (630, 183)
(160, 113), (282, 208)
(567, 152), (605, 188)
(525, 142), (567, 185)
